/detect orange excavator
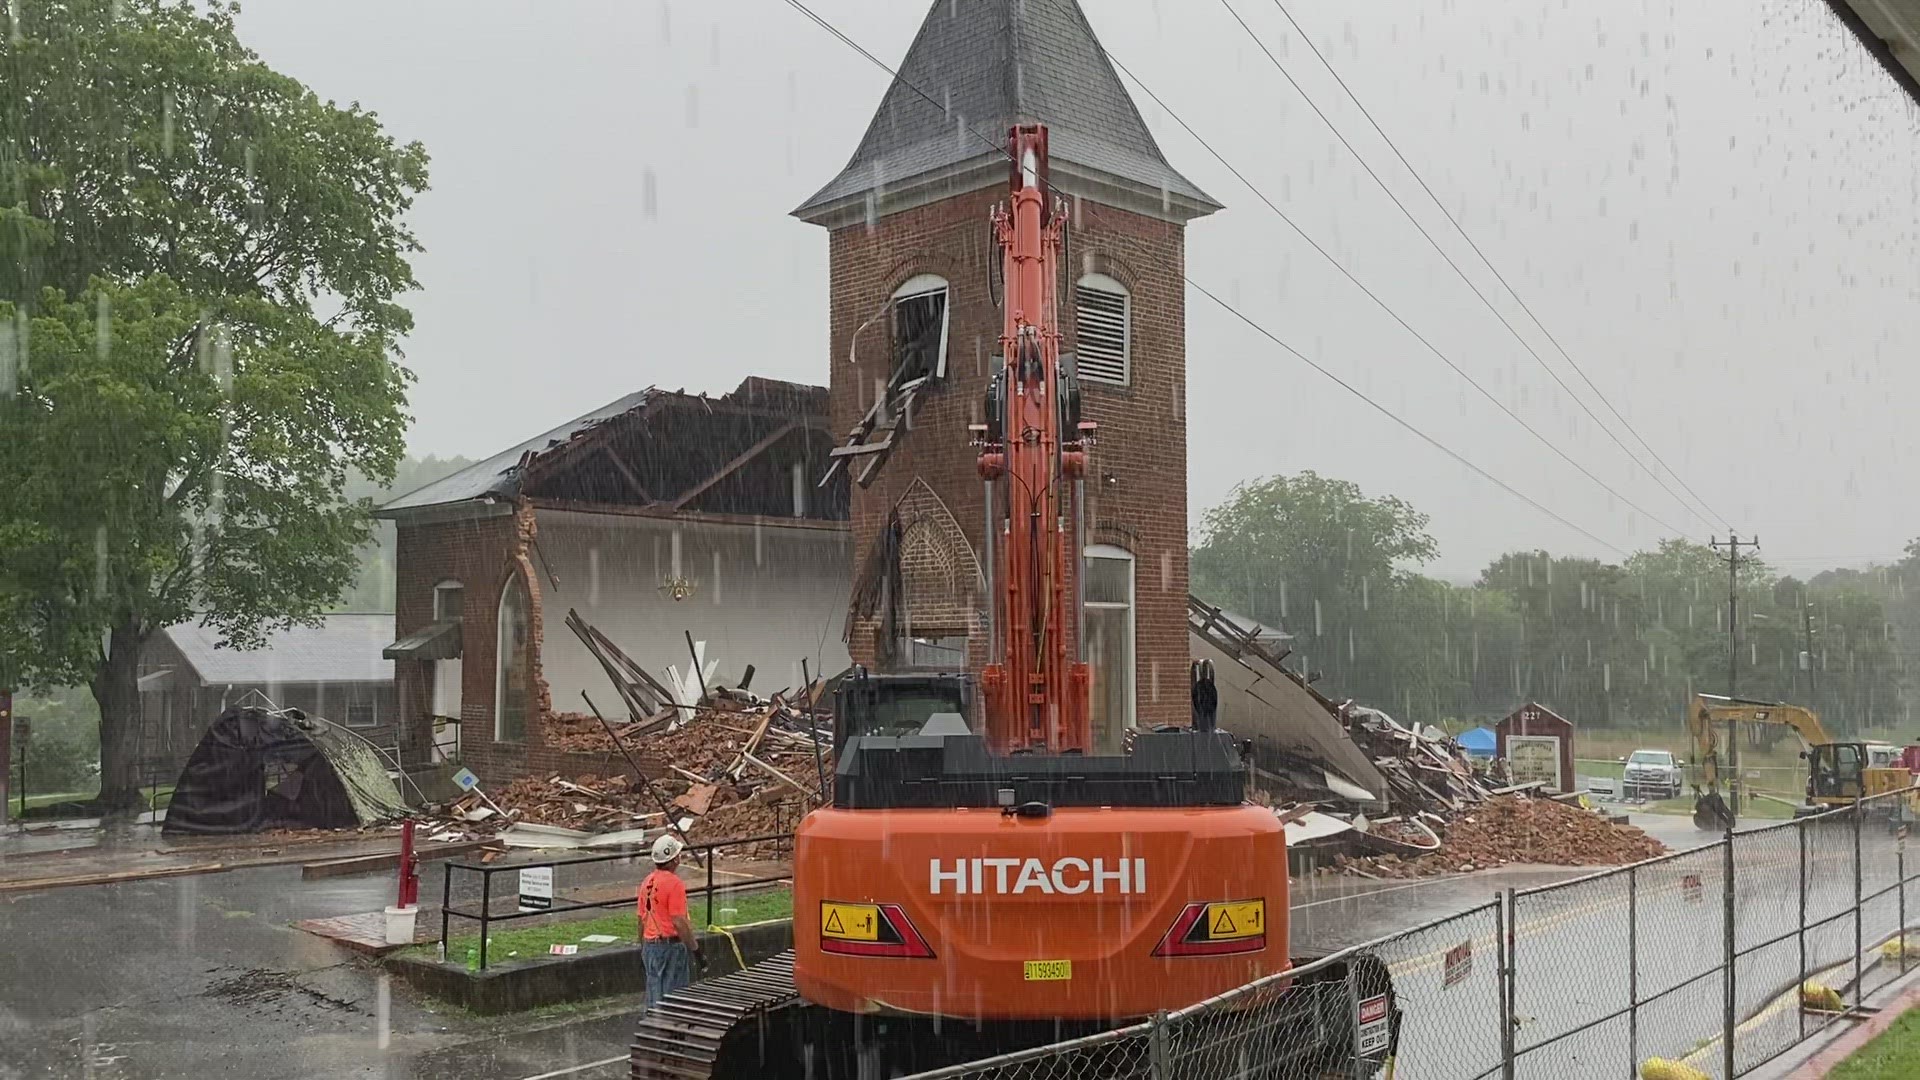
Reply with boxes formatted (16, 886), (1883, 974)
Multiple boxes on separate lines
(632, 126), (1393, 1080)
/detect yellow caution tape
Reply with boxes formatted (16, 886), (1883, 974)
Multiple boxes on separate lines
(1639, 1057), (1710, 1080)
(706, 922), (746, 971)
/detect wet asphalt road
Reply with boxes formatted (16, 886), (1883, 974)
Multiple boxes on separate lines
(2, 813), (1874, 1080)
(0, 853), (1608, 1080)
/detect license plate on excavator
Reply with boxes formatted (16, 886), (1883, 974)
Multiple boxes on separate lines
(1024, 959), (1072, 981)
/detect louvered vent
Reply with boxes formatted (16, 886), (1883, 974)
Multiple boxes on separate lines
(1075, 280), (1129, 385)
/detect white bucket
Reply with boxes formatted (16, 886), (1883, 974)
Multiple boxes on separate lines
(383, 904), (419, 946)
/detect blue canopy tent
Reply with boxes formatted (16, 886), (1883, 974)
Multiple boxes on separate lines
(1457, 726), (1498, 758)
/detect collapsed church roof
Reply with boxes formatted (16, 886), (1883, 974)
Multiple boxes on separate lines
(378, 377), (844, 522)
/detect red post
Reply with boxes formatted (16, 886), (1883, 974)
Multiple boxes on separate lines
(398, 818), (419, 908)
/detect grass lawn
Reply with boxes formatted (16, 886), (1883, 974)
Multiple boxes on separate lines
(414, 886), (793, 964)
(1828, 1002), (1920, 1079)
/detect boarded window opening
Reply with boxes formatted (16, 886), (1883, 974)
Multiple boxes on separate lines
(1083, 544), (1135, 752)
(1075, 274), (1129, 385)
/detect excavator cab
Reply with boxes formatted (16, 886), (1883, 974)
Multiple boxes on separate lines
(1806, 742), (1868, 806)
(832, 669), (974, 745)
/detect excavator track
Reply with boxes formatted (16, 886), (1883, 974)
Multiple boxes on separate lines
(629, 950), (1397, 1080)
(630, 951), (802, 1080)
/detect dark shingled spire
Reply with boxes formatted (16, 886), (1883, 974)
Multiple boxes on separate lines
(793, 0), (1221, 226)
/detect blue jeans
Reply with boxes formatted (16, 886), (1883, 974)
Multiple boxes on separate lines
(643, 939), (692, 1012)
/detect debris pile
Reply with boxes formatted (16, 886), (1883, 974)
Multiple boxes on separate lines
(1258, 701), (1666, 878)
(1344, 707), (1509, 814)
(1328, 796), (1667, 879)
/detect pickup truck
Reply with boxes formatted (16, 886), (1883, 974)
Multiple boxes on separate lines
(1622, 749), (1685, 800)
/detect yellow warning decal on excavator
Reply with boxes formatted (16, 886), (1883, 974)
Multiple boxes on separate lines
(821, 902), (881, 942)
(1201, 899), (1266, 941)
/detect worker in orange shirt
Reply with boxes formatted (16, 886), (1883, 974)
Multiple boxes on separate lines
(639, 834), (702, 1011)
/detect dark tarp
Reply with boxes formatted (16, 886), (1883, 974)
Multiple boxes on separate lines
(162, 706), (408, 835)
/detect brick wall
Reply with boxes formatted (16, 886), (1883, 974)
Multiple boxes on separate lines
(392, 510), (530, 785)
(827, 189), (1190, 733)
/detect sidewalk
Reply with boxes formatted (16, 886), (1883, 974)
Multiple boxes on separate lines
(0, 820), (422, 891)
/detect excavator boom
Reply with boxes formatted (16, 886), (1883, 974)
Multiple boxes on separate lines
(974, 125), (1092, 753)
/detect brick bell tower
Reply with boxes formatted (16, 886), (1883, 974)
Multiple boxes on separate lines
(794, 0), (1220, 748)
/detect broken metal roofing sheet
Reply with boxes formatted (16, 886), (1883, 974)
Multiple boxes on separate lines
(793, 0), (1218, 221)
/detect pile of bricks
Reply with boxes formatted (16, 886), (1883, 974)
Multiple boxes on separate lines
(1328, 796), (1668, 879)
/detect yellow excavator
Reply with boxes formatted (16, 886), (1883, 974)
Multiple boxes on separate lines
(1687, 694), (1913, 830)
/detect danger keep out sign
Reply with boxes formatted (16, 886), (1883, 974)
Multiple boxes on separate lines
(1356, 994), (1390, 1055)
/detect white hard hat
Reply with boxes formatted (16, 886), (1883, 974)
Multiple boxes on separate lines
(651, 834), (685, 865)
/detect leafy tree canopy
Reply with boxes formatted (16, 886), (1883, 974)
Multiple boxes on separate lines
(0, 0), (427, 807)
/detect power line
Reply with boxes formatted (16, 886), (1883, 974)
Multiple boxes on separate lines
(1243, 0), (1733, 533)
(1027, 0), (1693, 539)
(777, 0), (1635, 557)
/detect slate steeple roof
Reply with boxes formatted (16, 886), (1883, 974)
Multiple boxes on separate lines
(793, 0), (1221, 225)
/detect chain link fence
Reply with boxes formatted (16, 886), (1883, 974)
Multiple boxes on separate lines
(901, 791), (1920, 1080)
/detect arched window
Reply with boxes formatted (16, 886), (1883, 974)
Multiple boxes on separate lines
(495, 572), (530, 742)
(891, 273), (950, 383)
(1083, 544), (1135, 751)
(1074, 273), (1130, 386)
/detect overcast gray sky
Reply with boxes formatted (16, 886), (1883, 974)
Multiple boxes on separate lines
(231, 0), (1920, 581)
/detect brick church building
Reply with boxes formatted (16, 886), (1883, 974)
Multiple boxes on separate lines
(795, 0), (1220, 747)
(377, 0), (1228, 783)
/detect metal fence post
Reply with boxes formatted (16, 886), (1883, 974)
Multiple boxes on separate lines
(1722, 834), (1736, 1080)
(1627, 864), (1639, 1080)
(1798, 819), (1809, 1042)
(1346, 961), (1364, 1080)
(1501, 889), (1516, 1080)
(440, 864), (452, 961)
(1854, 801), (1864, 1008)
(1148, 1010), (1171, 1079)
(479, 868), (492, 971)
(1901, 831), (1909, 977)
(705, 844), (716, 927)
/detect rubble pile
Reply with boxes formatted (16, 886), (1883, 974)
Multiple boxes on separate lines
(489, 697), (833, 852)
(1344, 707), (1510, 814)
(1330, 796), (1667, 879)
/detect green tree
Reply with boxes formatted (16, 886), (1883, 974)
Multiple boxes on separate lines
(1192, 471), (1439, 716)
(333, 455), (475, 613)
(0, 1), (426, 809)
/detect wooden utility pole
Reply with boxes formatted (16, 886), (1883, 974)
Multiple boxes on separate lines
(1710, 533), (1759, 818)
(1801, 595), (1818, 699)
